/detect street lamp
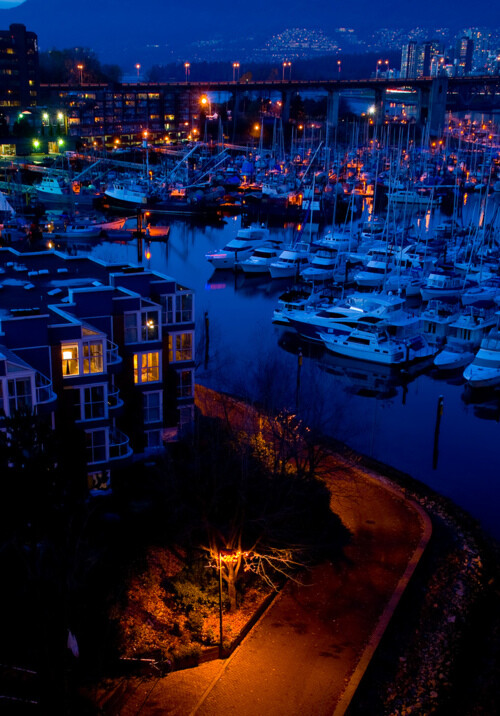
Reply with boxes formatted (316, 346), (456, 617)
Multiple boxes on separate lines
(184, 62), (190, 82)
(135, 63), (141, 79)
(77, 63), (84, 84)
(282, 61), (292, 81)
(218, 549), (237, 654)
(232, 61), (240, 82)
(200, 95), (212, 117)
(337, 59), (341, 77)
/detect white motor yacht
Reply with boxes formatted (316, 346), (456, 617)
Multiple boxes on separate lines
(269, 242), (312, 279)
(463, 328), (500, 388)
(205, 225), (270, 269)
(320, 321), (434, 366)
(239, 245), (281, 274)
(434, 301), (498, 371)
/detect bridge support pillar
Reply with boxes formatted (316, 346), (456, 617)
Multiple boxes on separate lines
(281, 90), (293, 124)
(231, 90), (242, 142)
(374, 88), (386, 125)
(325, 91), (340, 144)
(418, 77), (448, 141)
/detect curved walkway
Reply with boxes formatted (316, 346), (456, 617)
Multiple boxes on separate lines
(98, 388), (432, 715)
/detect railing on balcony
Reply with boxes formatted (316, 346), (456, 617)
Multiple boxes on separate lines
(109, 428), (133, 460)
(107, 386), (124, 410)
(106, 340), (122, 366)
(35, 371), (57, 405)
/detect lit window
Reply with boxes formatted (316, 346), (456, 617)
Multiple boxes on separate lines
(87, 470), (111, 492)
(133, 351), (160, 384)
(168, 333), (193, 363)
(62, 344), (79, 376)
(83, 340), (104, 374)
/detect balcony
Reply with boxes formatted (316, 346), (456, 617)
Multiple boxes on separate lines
(35, 371), (57, 406)
(107, 386), (124, 412)
(109, 428), (133, 461)
(106, 339), (122, 367)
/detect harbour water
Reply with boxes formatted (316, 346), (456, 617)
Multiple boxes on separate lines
(85, 207), (500, 541)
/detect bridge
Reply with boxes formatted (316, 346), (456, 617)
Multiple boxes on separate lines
(41, 75), (500, 141)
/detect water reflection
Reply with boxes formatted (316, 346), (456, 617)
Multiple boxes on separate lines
(84, 206), (500, 540)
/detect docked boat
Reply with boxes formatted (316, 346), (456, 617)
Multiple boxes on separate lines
(434, 302), (498, 371)
(272, 283), (320, 325)
(461, 278), (500, 306)
(36, 175), (96, 208)
(239, 245), (281, 274)
(420, 272), (473, 302)
(463, 326), (500, 388)
(389, 188), (441, 206)
(319, 320), (434, 366)
(269, 242), (312, 279)
(104, 180), (149, 208)
(285, 291), (407, 343)
(205, 224), (270, 269)
(420, 300), (462, 347)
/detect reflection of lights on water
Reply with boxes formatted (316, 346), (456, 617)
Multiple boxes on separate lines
(205, 283), (227, 290)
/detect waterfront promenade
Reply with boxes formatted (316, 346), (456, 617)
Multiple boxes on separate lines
(93, 386), (431, 715)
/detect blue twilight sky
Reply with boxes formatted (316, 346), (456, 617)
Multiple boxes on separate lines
(1, 0), (499, 65)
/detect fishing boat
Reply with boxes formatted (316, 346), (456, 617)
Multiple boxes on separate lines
(104, 180), (149, 208)
(35, 175), (96, 208)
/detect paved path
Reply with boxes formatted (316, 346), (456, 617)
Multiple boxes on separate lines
(95, 387), (432, 715)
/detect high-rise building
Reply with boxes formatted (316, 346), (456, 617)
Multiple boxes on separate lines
(0, 24), (39, 110)
(401, 41), (417, 78)
(455, 36), (474, 74)
(417, 41), (443, 76)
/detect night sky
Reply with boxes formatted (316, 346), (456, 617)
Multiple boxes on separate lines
(0, 0), (498, 62)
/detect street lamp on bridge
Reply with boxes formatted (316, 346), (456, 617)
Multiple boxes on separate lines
(77, 63), (84, 84)
(184, 62), (190, 82)
(232, 62), (240, 82)
(337, 60), (341, 77)
(282, 61), (292, 81)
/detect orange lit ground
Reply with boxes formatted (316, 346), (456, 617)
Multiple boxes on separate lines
(89, 387), (430, 715)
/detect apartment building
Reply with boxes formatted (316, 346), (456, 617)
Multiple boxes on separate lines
(0, 248), (194, 493)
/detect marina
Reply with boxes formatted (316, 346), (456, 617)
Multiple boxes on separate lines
(2, 129), (500, 540)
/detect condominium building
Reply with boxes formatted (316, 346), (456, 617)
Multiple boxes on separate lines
(0, 248), (195, 493)
(0, 24), (39, 110)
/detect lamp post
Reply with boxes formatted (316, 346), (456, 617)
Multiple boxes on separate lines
(184, 62), (190, 82)
(200, 95), (212, 117)
(282, 61), (292, 81)
(376, 59), (382, 78)
(135, 63), (141, 79)
(232, 61), (240, 82)
(77, 63), (84, 84)
(218, 549), (237, 654)
(337, 59), (341, 78)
